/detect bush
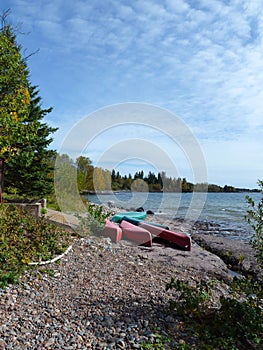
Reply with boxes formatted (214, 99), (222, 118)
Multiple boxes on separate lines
(245, 180), (263, 266)
(166, 277), (263, 349)
(0, 204), (71, 288)
(76, 203), (112, 236)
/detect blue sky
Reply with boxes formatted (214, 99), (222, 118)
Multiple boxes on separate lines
(2, 0), (263, 188)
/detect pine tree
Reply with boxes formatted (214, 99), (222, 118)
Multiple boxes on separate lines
(0, 14), (57, 197)
(4, 85), (57, 196)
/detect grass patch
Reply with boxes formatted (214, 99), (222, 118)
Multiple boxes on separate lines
(0, 204), (71, 288)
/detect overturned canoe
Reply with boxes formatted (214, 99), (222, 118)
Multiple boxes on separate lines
(120, 220), (152, 247)
(101, 219), (122, 243)
(111, 211), (147, 223)
(122, 216), (170, 230)
(138, 222), (191, 251)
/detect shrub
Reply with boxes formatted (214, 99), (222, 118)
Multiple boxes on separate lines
(0, 204), (71, 288)
(245, 180), (263, 266)
(76, 203), (112, 236)
(166, 277), (263, 349)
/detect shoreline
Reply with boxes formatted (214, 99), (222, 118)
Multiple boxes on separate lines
(0, 234), (232, 349)
(47, 207), (262, 281)
(84, 191), (258, 242)
(145, 213), (262, 281)
(0, 208), (261, 349)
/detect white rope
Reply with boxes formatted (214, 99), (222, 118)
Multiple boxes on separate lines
(28, 245), (73, 266)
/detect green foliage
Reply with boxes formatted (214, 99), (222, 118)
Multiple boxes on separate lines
(54, 154), (87, 212)
(93, 167), (112, 191)
(87, 203), (111, 224)
(41, 208), (47, 215)
(166, 277), (263, 349)
(76, 156), (94, 192)
(0, 19), (30, 161)
(166, 278), (215, 318)
(4, 86), (57, 197)
(56, 152), (257, 196)
(46, 192), (60, 211)
(111, 167), (252, 193)
(0, 204), (71, 288)
(0, 15), (57, 197)
(77, 203), (112, 236)
(39, 268), (55, 277)
(237, 253), (246, 264)
(230, 276), (263, 299)
(141, 332), (171, 349)
(245, 180), (263, 266)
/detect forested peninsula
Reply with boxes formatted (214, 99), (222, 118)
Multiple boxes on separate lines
(56, 155), (259, 195)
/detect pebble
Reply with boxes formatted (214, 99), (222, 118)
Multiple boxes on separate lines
(45, 337), (55, 347)
(0, 224), (237, 349)
(116, 339), (126, 349)
(0, 339), (7, 349)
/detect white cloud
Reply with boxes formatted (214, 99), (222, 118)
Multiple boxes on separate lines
(2, 0), (263, 187)
(165, 0), (189, 13)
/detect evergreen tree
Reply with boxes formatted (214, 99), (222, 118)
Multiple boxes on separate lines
(0, 19), (30, 163)
(111, 169), (116, 182)
(0, 15), (57, 197)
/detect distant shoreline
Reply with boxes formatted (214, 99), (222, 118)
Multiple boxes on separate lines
(81, 188), (260, 195)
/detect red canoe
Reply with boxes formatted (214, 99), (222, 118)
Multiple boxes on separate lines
(120, 220), (152, 247)
(139, 222), (191, 251)
(101, 219), (122, 243)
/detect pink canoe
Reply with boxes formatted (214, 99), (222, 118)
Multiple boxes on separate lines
(139, 222), (191, 251)
(120, 220), (152, 247)
(101, 219), (122, 243)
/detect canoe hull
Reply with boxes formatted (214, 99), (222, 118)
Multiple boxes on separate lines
(111, 211), (147, 223)
(123, 216), (170, 230)
(139, 222), (191, 251)
(120, 220), (152, 247)
(102, 219), (122, 243)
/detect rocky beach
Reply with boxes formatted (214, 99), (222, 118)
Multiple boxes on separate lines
(0, 209), (262, 349)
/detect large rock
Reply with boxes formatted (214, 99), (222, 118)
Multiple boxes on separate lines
(191, 232), (263, 281)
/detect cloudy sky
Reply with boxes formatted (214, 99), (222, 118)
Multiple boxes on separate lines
(2, 0), (263, 188)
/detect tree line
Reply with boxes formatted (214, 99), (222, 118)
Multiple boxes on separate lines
(56, 154), (257, 194)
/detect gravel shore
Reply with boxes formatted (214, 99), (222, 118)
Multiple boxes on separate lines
(0, 210), (261, 349)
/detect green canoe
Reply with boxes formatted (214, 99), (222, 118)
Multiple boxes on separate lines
(111, 211), (147, 223)
(123, 216), (170, 230)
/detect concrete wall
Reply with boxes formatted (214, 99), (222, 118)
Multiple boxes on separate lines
(4, 199), (47, 218)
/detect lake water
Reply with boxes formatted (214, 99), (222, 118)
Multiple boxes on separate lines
(85, 192), (262, 241)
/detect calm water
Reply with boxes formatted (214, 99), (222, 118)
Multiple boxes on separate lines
(85, 192), (262, 240)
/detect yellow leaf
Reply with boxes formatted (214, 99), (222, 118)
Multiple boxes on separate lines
(10, 111), (18, 121)
(21, 258), (29, 264)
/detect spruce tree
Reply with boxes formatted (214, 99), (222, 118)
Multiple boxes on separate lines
(0, 14), (57, 197)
